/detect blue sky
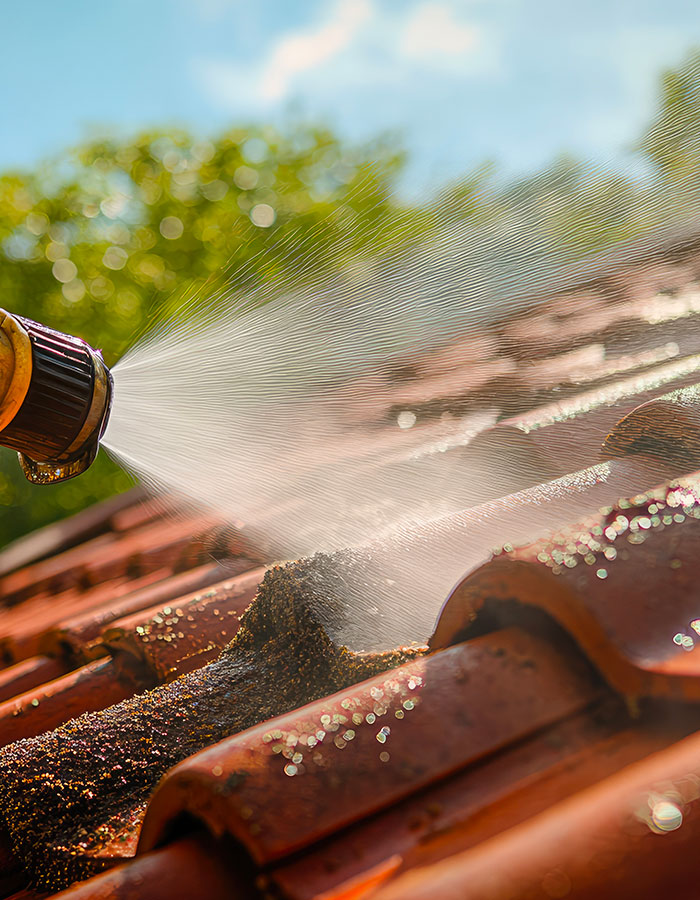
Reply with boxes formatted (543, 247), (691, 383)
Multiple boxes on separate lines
(3, 0), (699, 190)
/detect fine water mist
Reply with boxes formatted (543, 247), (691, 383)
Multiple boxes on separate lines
(102, 136), (700, 648)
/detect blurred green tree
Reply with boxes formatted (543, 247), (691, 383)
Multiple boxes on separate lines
(640, 49), (700, 188)
(2, 47), (700, 549)
(0, 123), (416, 546)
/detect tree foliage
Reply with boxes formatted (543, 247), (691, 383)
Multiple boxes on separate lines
(0, 123), (412, 545)
(1, 48), (700, 548)
(640, 50), (700, 187)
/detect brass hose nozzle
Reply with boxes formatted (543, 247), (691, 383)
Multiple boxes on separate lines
(0, 310), (112, 484)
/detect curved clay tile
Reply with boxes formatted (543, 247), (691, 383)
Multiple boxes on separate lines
(0, 486), (144, 580)
(0, 559), (416, 891)
(433, 473), (700, 702)
(372, 725), (700, 900)
(138, 625), (598, 865)
(604, 383), (700, 464)
(0, 657), (146, 749)
(40, 562), (235, 663)
(99, 566), (265, 682)
(0, 654), (65, 703)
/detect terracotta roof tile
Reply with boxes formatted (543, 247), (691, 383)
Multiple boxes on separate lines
(0, 561), (415, 891)
(107, 496), (181, 534)
(270, 705), (695, 900)
(604, 383), (700, 463)
(0, 512), (217, 604)
(99, 565), (266, 681)
(2, 464), (696, 892)
(432, 473), (700, 701)
(8, 241), (700, 898)
(0, 656), (65, 704)
(40, 562), (239, 662)
(50, 834), (249, 900)
(0, 566), (267, 747)
(0, 487), (145, 580)
(0, 657), (144, 749)
(138, 625), (598, 864)
(1, 574), (153, 666)
(0, 515), (259, 669)
(342, 267), (700, 427)
(480, 354), (700, 477)
(372, 724), (700, 900)
(1, 467), (695, 898)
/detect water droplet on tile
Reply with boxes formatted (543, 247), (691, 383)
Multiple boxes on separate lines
(650, 799), (683, 833)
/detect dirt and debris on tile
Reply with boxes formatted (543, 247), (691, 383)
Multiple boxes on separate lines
(6, 243), (700, 898)
(0, 555), (418, 891)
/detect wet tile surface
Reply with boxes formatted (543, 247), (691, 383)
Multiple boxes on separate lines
(6, 245), (700, 897)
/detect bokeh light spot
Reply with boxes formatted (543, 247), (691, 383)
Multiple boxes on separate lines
(159, 216), (184, 240)
(102, 246), (128, 270)
(650, 799), (683, 833)
(234, 166), (259, 190)
(52, 258), (78, 283)
(397, 411), (417, 429)
(250, 204), (276, 228)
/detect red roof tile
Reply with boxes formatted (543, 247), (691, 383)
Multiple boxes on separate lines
(433, 475), (700, 700)
(0, 656), (65, 704)
(139, 626), (598, 864)
(0, 487), (145, 579)
(269, 709), (676, 900)
(372, 725), (700, 900)
(0, 526), (216, 669)
(478, 352), (700, 478)
(604, 383), (700, 463)
(6, 242), (700, 899)
(0, 658), (142, 749)
(39, 564), (223, 662)
(50, 834), (247, 900)
(99, 565), (265, 681)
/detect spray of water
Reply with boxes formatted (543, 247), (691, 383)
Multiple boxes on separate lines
(102, 125), (700, 647)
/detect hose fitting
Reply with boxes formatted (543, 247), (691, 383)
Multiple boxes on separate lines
(0, 310), (112, 484)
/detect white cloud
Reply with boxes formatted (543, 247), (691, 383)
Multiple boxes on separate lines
(398, 2), (500, 76)
(259, 0), (373, 101)
(192, 0), (501, 113)
(400, 3), (479, 60)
